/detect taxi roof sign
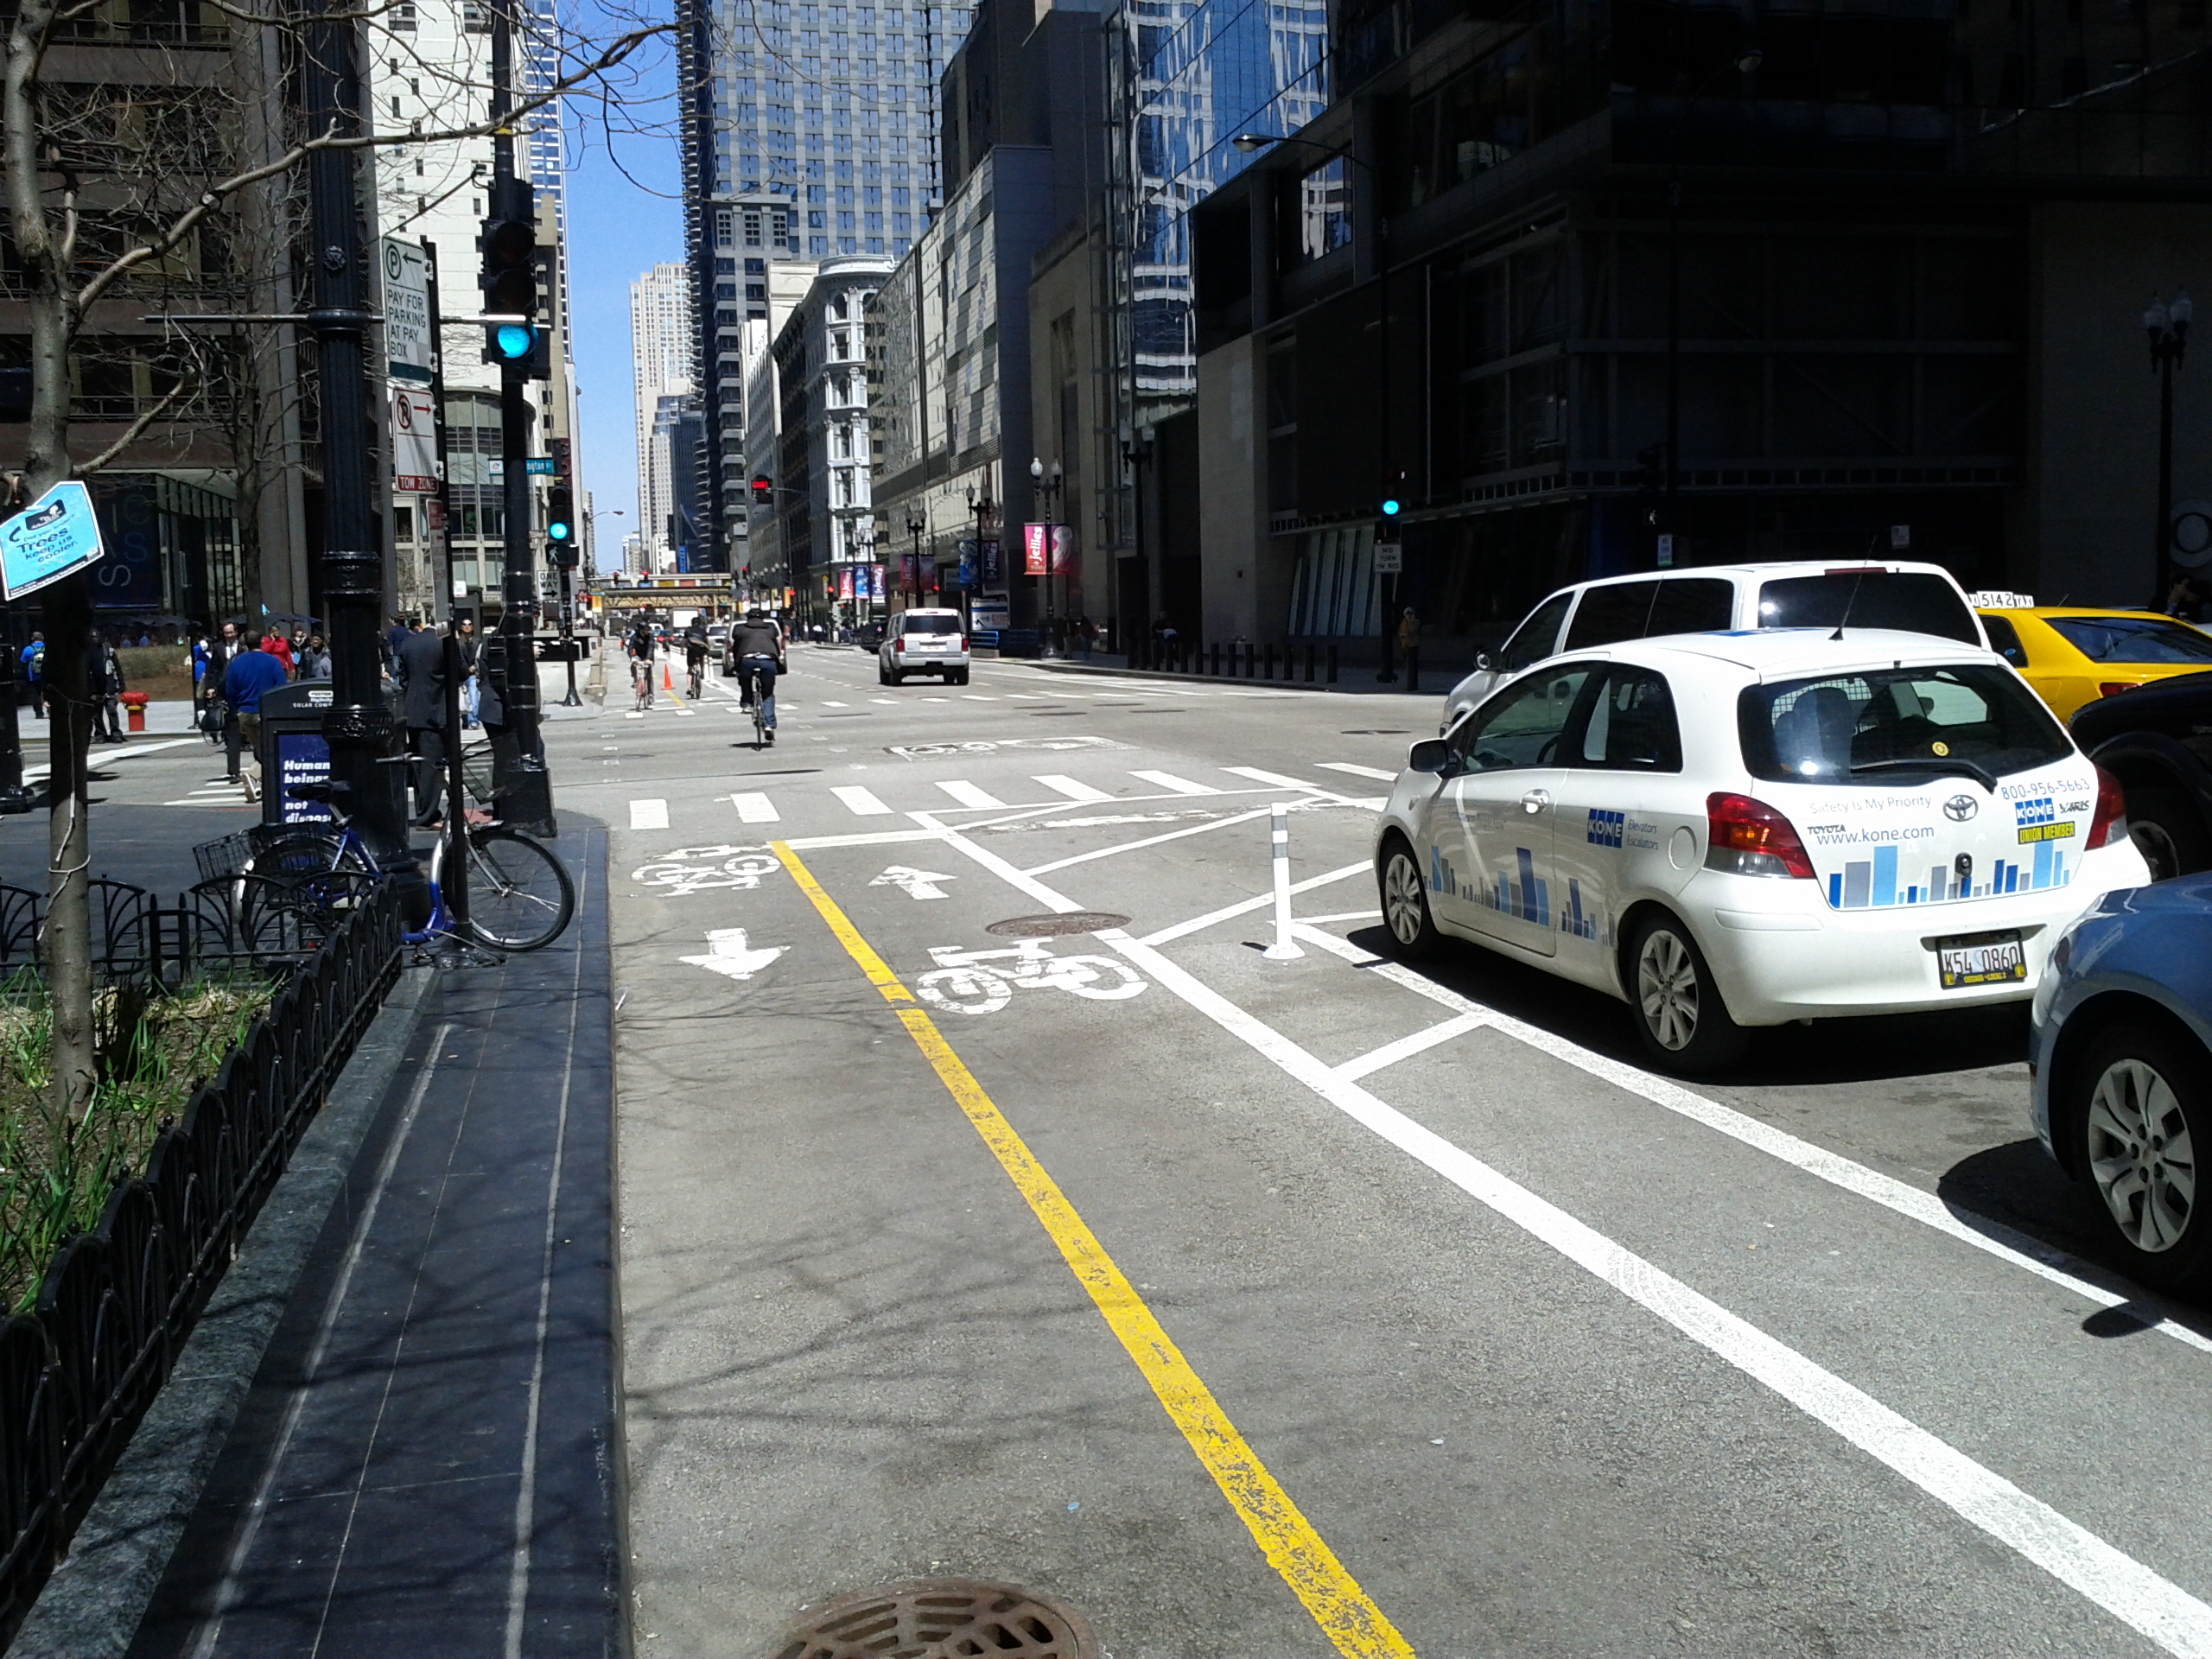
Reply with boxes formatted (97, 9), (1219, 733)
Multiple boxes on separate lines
(1969, 589), (2037, 608)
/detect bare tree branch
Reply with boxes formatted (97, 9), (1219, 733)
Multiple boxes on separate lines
(73, 372), (197, 475)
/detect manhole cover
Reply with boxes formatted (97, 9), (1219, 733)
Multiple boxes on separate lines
(769, 1579), (1096, 1659)
(986, 912), (1130, 938)
(1340, 728), (1411, 735)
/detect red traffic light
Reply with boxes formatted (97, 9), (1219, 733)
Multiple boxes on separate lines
(750, 474), (772, 505)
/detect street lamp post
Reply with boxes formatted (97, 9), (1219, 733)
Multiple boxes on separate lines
(2147, 291), (2192, 606)
(965, 484), (993, 632)
(1663, 48), (1763, 569)
(1030, 455), (1065, 649)
(906, 511), (925, 609)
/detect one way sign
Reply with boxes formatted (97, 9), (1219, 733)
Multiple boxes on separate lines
(872, 865), (956, 900)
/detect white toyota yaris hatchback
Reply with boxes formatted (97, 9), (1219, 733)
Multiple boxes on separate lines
(1374, 629), (2152, 1073)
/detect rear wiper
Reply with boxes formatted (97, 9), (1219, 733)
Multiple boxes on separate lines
(1849, 757), (1999, 792)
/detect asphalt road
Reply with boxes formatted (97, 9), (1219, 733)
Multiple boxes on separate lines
(22, 650), (2212, 1656)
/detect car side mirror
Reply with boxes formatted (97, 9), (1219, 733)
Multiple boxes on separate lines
(1474, 652), (1493, 671)
(1408, 738), (1451, 774)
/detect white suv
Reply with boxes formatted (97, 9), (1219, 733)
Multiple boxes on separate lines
(1440, 560), (1990, 730)
(880, 607), (970, 685)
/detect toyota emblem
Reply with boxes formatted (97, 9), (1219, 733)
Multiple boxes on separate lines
(1944, 794), (1978, 822)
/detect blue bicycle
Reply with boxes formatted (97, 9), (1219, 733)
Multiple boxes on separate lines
(238, 779), (575, 953)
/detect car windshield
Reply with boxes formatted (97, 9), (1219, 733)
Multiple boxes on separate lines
(1755, 572), (1980, 644)
(2044, 614), (2212, 664)
(902, 614), (961, 635)
(1739, 663), (2071, 785)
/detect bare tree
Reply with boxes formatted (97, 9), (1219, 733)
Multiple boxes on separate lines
(3, 0), (672, 1128)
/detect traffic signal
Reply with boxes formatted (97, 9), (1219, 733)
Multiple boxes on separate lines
(1378, 467), (1407, 519)
(546, 482), (574, 546)
(480, 178), (541, 368)
(751, 474), (772, 506)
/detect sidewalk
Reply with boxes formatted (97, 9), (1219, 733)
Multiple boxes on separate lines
(124, 822), (616, 1657)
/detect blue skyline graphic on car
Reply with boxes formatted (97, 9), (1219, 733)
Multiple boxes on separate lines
(1823, 840), (2073, 909)
(1431, 844), (1552, 925)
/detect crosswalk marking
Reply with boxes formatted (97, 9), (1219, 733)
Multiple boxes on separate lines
(1318, 762), (1399, 782)
(1034, 774), (1114, 803)
(936, 779), (1005, 809)
(831, 785), (893, 817)
(630, 798), (670, 830)
(1130, 770), (1220, 796)
(869, 697), (898, 706)
(823, 700), (850, 708)
(1224, 766), (1320, 791)
(731, 791), (779, 823)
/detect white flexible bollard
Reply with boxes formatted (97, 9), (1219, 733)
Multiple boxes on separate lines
(1263, 802), (1304, 961)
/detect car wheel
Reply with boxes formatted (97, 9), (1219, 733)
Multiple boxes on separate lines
(1376, 838), (1445, 961)
(1625, 911), (1747, 1075)
(877, 660), (890, 685)
(953, 669), (970, 686)
(2071, 1020), (2212, 1293)
(2125, 785), (2211, 882)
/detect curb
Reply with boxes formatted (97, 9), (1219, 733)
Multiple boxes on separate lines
(10, 969), (435, 1659)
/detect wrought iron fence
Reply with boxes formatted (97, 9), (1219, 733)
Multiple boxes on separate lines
(0, 869), (369, 990)
(0, 880), (402, 1646)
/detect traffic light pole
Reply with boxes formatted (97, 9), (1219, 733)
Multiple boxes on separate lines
(487, 0), (556, 836)
(303, 0), (411, 876)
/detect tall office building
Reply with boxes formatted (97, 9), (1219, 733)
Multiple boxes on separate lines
(677, 0), (973, 568)
(631, 264), (694, 571)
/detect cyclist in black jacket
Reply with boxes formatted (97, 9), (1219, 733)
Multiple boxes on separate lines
(728, 610), (785, 741)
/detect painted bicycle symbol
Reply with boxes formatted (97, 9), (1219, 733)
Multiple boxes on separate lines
(630, 844), (779, 896)
(914, 940), (1147, 1014)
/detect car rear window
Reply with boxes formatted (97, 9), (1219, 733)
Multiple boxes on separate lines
(2045, 615), (2212, 664)
(1755, 572), (1980, 644)
(901, 614), (961, 635)
(1738, 663), (2071, 785)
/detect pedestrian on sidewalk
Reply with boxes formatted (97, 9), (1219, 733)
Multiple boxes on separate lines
(298, 632), (333, 679)
(1397, 607), (1421, 657)
(92, 634), (126, 742)
(201, 622), (239, 773)
(261, 627), (296, 678)
(455, 616), (480, 728)
(395, 621), (450, 825)
(223, 633), (288, 802)
(18, 633), (42, 719)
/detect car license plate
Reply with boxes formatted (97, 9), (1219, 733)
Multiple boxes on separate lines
(1936, 931), (2026, 989)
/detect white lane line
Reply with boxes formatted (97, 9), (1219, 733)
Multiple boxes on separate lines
(963, 694), (997, 701)
(731, 791), (779, 824)
(1025, 803), (1281, 877)
(1137, 861), (1369, 946)
(823, 701), (851, 708)
(1335, 1011), (1491, 1081)
(1005, 693), (1046, 701)
(1301, 909), (1382, 926)
(1289, 923), (2212, 1357)
(937, 779), (1005, 809)
(1098, 929), (2212, 1658)
(1224, 766), (1326, 792)
(783, 826), (947, 851)
(1130, 769), (1220, 796)
(1033, 773), (1114, 803)
(831, 785), (893, 817)
(869, 697), (898, 706)
(1318, 762), (1399, 782)
(628, 799), (670, 830)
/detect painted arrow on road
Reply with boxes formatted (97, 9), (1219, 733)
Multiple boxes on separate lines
(871, 865), (956, 900)
(680, 928), (786, 980)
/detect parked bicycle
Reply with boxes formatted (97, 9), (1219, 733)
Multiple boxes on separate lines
(239, 778), (575, 953)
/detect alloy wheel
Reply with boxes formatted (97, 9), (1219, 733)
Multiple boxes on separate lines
(1637, 928), (1699, 1051)
(1383, 853), (1426, 945)
(2131, 820), (2183, 883)
(2086, 1057), (2196, 1253)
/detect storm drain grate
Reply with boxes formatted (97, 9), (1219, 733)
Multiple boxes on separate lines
(986, 912), (1130, 938)
(768, 1579), (1096, 1659)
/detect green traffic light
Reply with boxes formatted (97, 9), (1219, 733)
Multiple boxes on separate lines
(549, 523), (571, 541)
(1381, 499), (1401, 516)
(495, 322), (533, 359)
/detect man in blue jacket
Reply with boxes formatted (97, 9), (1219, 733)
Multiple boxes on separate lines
(223, 636), (289, 801)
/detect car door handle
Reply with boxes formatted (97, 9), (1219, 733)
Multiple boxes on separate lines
(1520, 789), (1550, 814)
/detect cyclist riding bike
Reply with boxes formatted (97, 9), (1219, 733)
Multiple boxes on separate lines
(683, 621), (709, 700)
(728, 608), (785, 744)
(627, 620), (657, 710)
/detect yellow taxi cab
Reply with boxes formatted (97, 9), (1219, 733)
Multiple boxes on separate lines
(1974, 600), (2212, 723)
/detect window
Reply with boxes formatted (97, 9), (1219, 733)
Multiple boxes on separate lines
(1740, 665), (2069, 784)
(2044, 615), (2212, 664)
(1755, 572), (1979, 643)
(1564, 578), (1732, 649)
(1290, 158), (1350, 264)
(462, 0), (488, 29)
(1574, 670), (1681, 772)
(1452, 666), (1598, 771)
(391, 1), (416, 26)
(1496, 591), (1574, 676)
(716, 208), (735, 247)
(1980, 613), (2029, 668)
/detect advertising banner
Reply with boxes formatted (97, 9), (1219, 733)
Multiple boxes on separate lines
(90, 480), (162, 611)
(1049, 524), (1077, 576)
(1023, 522), (1048, 576)
(0, 480), (105, 600)
(956, 541), (976, 588)
(981, 537), (1003, 588)
(838, 567), (855, 600)
(391, 385), (439, 493)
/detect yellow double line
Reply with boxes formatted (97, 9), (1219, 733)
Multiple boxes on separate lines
(772, 842), (1412, 1657)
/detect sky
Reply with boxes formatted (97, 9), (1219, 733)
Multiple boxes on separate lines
(561, 9), (684, 575)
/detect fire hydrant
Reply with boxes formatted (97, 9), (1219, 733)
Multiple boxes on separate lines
(118, 691), (149, 733)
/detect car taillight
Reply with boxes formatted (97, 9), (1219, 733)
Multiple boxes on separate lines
(955, 636), (966, 652)
(2088, 764), (2128, 849)
(1705, 792), (1817, 879)
(2098, 681), (2142, 700)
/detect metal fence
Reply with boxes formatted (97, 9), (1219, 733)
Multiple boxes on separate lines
(0, 880), (403, 1645)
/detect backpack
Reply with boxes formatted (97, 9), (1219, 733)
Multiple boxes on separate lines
(28, 645), (42, 679)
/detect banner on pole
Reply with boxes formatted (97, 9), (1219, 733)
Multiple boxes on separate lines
(1023, 522), (1048, 576)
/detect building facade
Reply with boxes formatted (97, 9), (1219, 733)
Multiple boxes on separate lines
(1182, 0), (2212, 659)
(631, 264), (695, 572)
(676, 0), (972, 570)
(771, 257), (895, 619)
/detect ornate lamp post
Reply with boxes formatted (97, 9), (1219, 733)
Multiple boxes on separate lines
(2147, 290), (2192, 606)
(1030, 455), (1065, 648)
(964, 483), (993, 630)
